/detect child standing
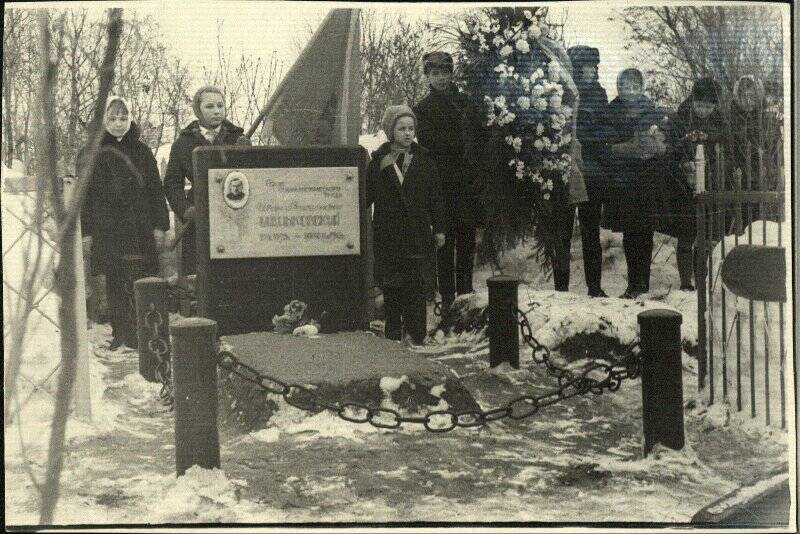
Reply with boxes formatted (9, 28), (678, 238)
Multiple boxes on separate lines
(367, 105), (447, 344)
(604, 68), (666, 298)
(80, 96), (170, 350)
(413, 51), (479, 314)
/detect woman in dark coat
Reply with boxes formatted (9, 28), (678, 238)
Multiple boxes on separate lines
(604, 68), (666, 298)
(367, 105), (446, 344)
(661, 77), (725, 290)
(163, 85), (250, 275)
(80, 96), (170, 349)
(728, 75), (783, 193)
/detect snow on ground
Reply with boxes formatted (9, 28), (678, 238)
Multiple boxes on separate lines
(4, 197), (793, 526)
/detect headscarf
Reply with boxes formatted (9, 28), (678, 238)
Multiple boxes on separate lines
(733, 75), (765, 112)
(104, 95), (132, 139)
(192, 85), (225, 121)
(381, 105), (416, 142)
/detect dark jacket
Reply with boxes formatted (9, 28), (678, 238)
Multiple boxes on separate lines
(366, 142), (447, 297)
(80, 122), (170, 275)
(728, 101), (782, 191)
(604, 95), (664, 232)
(164, 119), (248, 221)
(574, 80), (610, 189)
(414, 85), (479, 228)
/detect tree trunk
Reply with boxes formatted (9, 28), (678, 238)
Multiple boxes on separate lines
(37, 9), (122, 524)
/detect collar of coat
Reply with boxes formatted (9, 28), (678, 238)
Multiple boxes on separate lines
(371, 142), (427, 172)
(101, 121), (142, 145)
(180, 119), (244, 140)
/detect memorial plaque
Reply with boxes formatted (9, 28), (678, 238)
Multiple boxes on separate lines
(208, 167), (360, 259)
(193, 146), (369, 335)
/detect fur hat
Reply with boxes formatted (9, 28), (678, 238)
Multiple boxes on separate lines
(192, 85), (225, 120)
(691, 77), (721, 104)
(423, 51), (454, 74)
(381, 105), (416, 141)
(567, 46), (600, 68)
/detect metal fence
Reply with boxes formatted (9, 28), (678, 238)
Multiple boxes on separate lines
(2, 180), (92, 421)
(695, 142), (787, 428)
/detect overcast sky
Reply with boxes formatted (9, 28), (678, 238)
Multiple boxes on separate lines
(15, 2), (637, 99)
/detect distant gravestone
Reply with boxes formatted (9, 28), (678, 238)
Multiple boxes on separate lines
(193, 146), (369, 335)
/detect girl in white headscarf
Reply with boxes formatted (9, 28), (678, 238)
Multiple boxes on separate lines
(80, 96), (170, 350)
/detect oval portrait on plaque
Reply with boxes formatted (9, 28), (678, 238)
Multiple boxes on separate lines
(223, 171), (249, 209)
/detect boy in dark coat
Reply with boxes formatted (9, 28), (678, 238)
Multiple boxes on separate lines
(568, 45), (611, 297)
(413, 52), (479, 313)
(367, 105), (447, 344)
(604, 68), (666, 298)
(664, 77), (725, 290)
(164, 85), (251, 274)
(80, 96), (170, 349)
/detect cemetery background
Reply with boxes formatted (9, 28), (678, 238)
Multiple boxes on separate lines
(3, 2), (794, 528)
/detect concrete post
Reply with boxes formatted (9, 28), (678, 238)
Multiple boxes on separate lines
(171, 317), (220, 476)
(487, 275), (520, 369)
(134, 277), (169, 383)
(638, 309), (685, 456)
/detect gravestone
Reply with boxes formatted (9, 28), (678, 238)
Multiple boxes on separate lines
(193, 146), (369, 335)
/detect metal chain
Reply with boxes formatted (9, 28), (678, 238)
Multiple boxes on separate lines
(216, 308), (641, 433)
(145, 304), (173, 409)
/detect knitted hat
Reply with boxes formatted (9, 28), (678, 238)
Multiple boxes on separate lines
(381, 105), (416, 141)
(192, 85), (225, 120)
(423, 51), (454, 74)
(691, 77), (721, 104)
(567, 46), (600, 68)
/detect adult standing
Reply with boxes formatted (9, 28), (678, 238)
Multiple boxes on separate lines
(413, 52), (479, 314)
(164, 85), (251, 275)
(80, 96), (170, 349)
(662, 77), (725, 290)
(604, 68), (666, 298)
(568, 45), (610, 297)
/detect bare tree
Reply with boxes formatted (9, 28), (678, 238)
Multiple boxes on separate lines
(3, 9), (37, 168)
(619, 6), (784, 108)
(35, 8), (122, 524)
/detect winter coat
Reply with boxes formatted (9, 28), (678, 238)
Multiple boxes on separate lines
(163, 119), (250, 221)
(80, 122), (170, 276)
(728, 100), (782, 191)
(603, 95), (663, 232)
(414, 85), (480, 228)
(366, 142), (447, 298)
(655, 99), (726, 239)
(574, 80), (611, 193)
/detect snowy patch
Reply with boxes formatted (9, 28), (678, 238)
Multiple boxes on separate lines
(706, 472), (789, 515)
(151, 467), (245, 523)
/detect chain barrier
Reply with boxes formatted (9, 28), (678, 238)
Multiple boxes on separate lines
(214, 306), (641, 433)
(144, 304), (173, 409)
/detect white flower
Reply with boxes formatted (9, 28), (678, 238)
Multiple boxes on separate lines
(522, 78), (531, 92)
(562, 171), (571, 184)
(503, 29), (514, 39)
(492, 36), (504, 48)
(531, 84), (545, 98)
(505, 135), (514, 146)
(561, 105), (573, 118)
(544, 179), (554, 190)
(534, 68), (545, 80)
(517, 96), (531, 110)
(524, 9), (534, 20)
(503, 112), (516, 125)
(531, 172), (543, 183)
(512, 136), (523, 152)
(515, 39), (530, 53)
(560, 133), (572, 145)
(493, 95), (507, 108)
(499, 44), (514, 57)
(549, 142), (559, 152)
(536, 123), (545, 136)
(529, 24), (542, 39)
(533, 138), (544, 151)
(542, 137), (552, 148)
(533, 97), (548, 111)
(542, 192), (551, 200)
(479, 43), (489, 52)
(549, 94), (562, 110)
(508, 159), (517, 167)
(516, 170), (525, 180)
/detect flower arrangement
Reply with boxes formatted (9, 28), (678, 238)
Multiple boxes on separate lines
(456, 7), (580, 269)
(271, 299), (322, 335)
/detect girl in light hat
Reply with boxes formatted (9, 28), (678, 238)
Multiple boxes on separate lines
(366, 105), (447, 345)
(80, 96), (170, 350)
